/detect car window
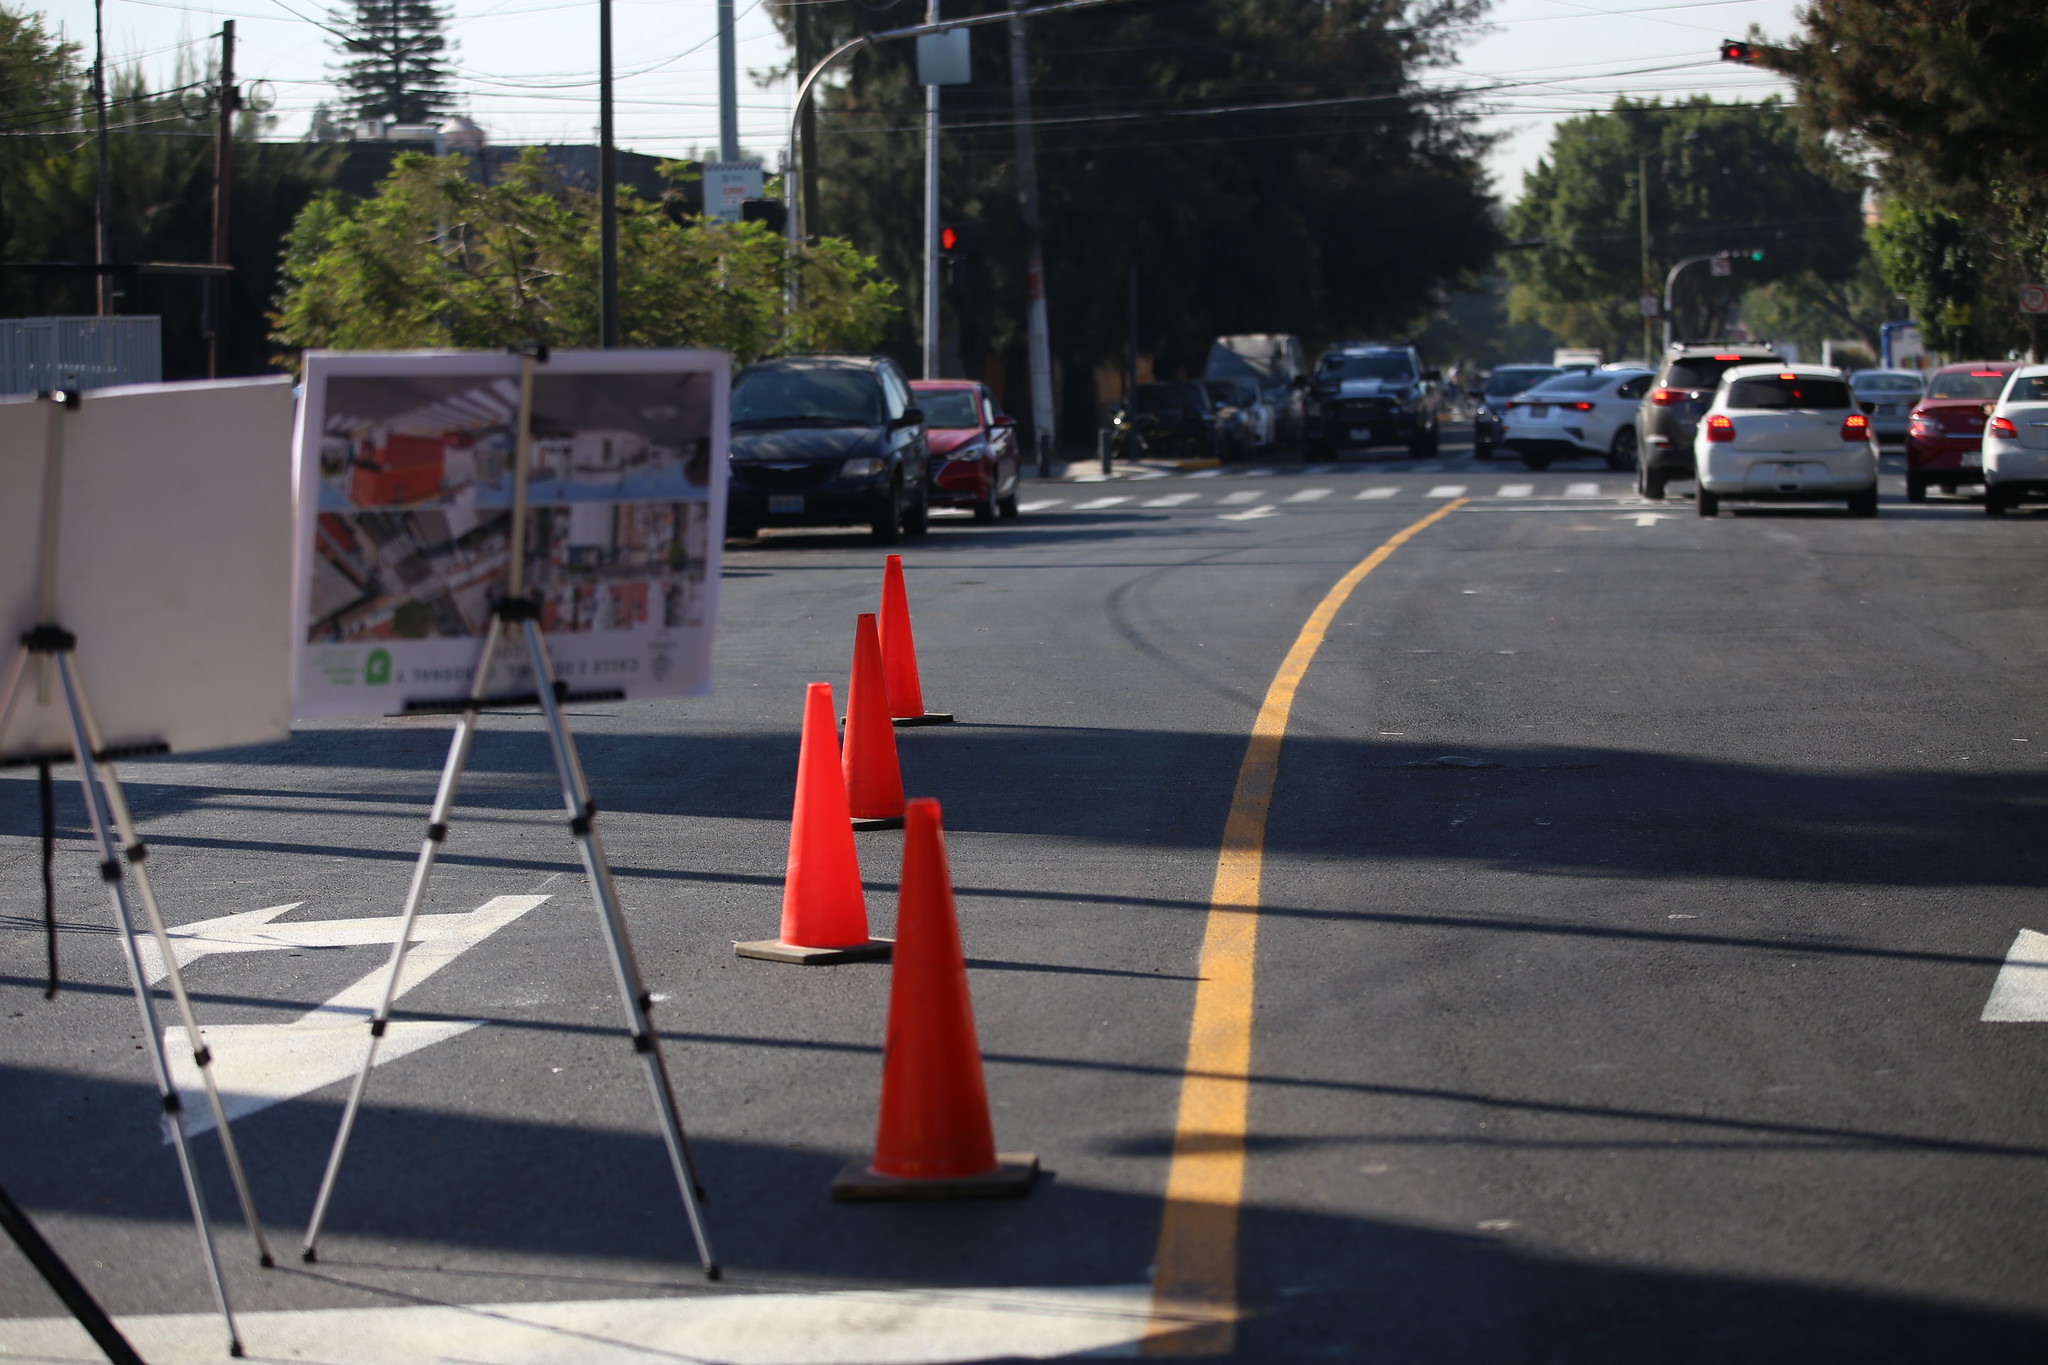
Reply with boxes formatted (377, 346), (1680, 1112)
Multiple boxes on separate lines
(1485, 367), (1560, 396)
(1926, 371), (2008, 400)
(1724, 376), (1853, 411)
(1528, 372), (1608, 395)
(2006, 375), (2048, 402)
(732, 367), (884, 425)
(1853, 373), (1923, 393)
(879, 364), (911, 419)
(1664, 357), (1776, 390)
(1322, 354), (1416, 382)
(918, 390), (982, 428)
(982, 394), (999, 425)
(1616, 374), (1651, 400)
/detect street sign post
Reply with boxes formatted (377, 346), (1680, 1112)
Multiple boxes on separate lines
(2018, 283), (2048, 315)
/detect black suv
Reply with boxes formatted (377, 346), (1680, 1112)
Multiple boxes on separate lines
(1306, 343), (1442, 458)
(727, 355), (930, 543)
(1112, 382), (1222, 461)
(1635, 342), (1784, 498)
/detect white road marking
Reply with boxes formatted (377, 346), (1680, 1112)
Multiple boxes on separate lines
(1187, 468), (1222, 478)
(1018, 499), (1063, 512)
(1071, 496), (1130, 511)
(1497, 484), (1534, 498)
(1242, 468), (1276, 476)
(1304, 465), (1337, 474)
(1218, 505), (1280, 522)
(1982, 929), (2048, 1021)
(1618, 511), (1679, 527)
(0, 1285), (1157, 1365)
(1357, 486), (1399, 500)
(1068, 473), (1109, 483)
(161, 895), (551, 1135)
(1284, 488), (1333, 503)
(1127, 470), (1170, 480)
(1426, 485), (1468, 498)
(1565, 482), (1601, 497)
(1219, 490), (1263, 505)
(1142, 492), (1201, 507)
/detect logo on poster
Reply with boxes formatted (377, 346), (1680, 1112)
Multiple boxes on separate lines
(365, 649), (393, 684)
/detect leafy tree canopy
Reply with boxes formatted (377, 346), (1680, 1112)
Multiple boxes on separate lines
(330, 0), (457, 124)
(1504, 98), (1866, 356)
(272, 151), (899, 361)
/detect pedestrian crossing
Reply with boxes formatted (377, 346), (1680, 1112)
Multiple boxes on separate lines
(1016, 479), (1641, 515)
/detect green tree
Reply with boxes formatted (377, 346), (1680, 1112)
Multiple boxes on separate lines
(330, 0), (457, 124)
(272, 151), (898, 361)
(1504, 98), (1867, 357)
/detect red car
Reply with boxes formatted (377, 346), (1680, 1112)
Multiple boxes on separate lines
(1906, 361), (2019, 500)
(909, 380), (1022, 522)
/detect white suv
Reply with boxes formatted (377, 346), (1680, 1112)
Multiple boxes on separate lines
(1982, 365), (2048, 516)
(1694, 364), (1878, 517)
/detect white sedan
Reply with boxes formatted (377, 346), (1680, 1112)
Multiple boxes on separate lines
(1693, 364), (1877, 517)
(1499, 367), (1652, 471)
(1981, 364), (2048, 515)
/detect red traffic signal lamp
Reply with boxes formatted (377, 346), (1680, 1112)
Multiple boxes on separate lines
(939, 226), (960, 253)
(1719, 38), (1756, 63)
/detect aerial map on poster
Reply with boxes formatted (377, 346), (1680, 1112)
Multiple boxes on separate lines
(291, 350), (729, 719)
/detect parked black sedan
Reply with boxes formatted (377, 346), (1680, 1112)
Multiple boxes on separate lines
(726, 355), (930, 543)
(1112, 382), (1222, 462)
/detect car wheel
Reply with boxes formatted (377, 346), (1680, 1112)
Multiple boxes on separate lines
(997, 492), (1019, 519)
(903, 487), (930, 537)
(972, 492), (997, 523)
(1985, 483), (2010, 516)
(1608, 427), (1638, 472)
(1905, 472), (1927, 502)
(1848, 486), (1879, 517)
(1522, 453), (1551, 471)
(871, 477), (904, 544)
(1637, 463), (1666, 500)
(1697, 487), (1719, 517)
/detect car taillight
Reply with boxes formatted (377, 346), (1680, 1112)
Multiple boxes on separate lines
(1566, 401), (1595, 412)
(1651, 388), (1680, 406)
(1705, 414), (1735, 442)
(1990, 416), (2018, 438)
(1503, 401), (1521, 412)
(1841, 412), (1870, 441)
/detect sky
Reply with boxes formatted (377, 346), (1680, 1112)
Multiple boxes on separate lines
(43, 0), (1805, 200)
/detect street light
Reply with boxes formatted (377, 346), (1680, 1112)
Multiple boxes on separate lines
(1662, 250), (1763, 347)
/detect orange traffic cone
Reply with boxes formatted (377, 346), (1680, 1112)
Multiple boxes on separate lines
(734, 683), (891, 965)
(831, 798), (1036, 1199)
(879, 555), (953, 726)
(844, 613), (906, 831)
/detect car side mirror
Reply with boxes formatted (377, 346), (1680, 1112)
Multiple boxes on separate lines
(993, 413), (1018, 427)
(894, 408), (924, 429)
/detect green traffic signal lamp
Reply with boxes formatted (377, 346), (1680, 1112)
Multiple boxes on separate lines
(1748, 249), (1765, 261)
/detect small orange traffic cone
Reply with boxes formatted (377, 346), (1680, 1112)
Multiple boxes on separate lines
(879, 555), (953, 726)
(735, 683), (891, 965)
(844, 613), (906, 831)
(831, 798), (1035, 1199)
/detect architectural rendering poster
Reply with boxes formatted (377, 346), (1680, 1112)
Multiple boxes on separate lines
(291, 350), (729, 719)
(0, 377), (297, 762)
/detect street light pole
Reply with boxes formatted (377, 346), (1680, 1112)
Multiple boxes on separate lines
(1638, 151), (1653, 362)
(922, 0), (941, 379)
(1007, 0), (1056, 473)
(717, 0), (739, 161)
(598, 0), (618, 347)
(1662, 253), (1723, 349)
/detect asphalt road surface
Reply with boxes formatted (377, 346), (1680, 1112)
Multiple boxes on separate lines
(5, 427), (2047, 1362)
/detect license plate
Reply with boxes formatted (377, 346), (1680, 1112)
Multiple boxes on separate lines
(1349, 427), (1373, 441)
(1528, 404), (1548, 418)
(768, 494), (803, 514)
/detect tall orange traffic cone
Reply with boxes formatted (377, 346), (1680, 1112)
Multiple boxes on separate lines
(734, 683), (891, 965)
(879, 555), (953, 726)
(831, 798), (1036, 1199)
(844, 613), (906, 831)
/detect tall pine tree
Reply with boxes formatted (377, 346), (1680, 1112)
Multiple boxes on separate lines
(331, 0), (456, 124)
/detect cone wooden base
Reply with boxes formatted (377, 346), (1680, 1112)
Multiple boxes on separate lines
(734, 937), (893, 965)
(892, 713), (955, 727)
(830, 1153), (1038, 1201)
(851, 815), (905, 831)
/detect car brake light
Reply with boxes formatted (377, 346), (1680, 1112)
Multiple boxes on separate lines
(1971, 371), (2005, 378)
(1651, 388), (1679, 406)
(1567, 401), (1594, 412)
(1714, 354), (1743, 361)
(1841, 413), (1870, 440)
(1705, 414), (1735, 442)
(1779, 372), (1798, 380)
(1990, 416), (2018, 437)
(1503, 400), (1521, 412)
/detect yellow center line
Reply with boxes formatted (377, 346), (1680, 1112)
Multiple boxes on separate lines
(1143, 499), (1469, 1355)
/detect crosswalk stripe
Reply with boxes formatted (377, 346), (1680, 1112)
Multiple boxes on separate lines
(1357, 487), (1398, 500)
(1187, 469), (1222, 478)
(1143, 493), (1200, 507)
(1497, 484), (1533, 498)
(1018, 499), (1064, 512)
(1303, 465), (1337, 474)
(1565, 482), (1600, 497)
(1426, 485), (1468, 498)
(1072, 496), (1130, 510)
(1284, 488), (1332, 503)
(1219, 490), (1262, 505)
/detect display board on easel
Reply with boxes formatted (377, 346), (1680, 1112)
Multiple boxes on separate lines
(290, 350), (729, 719)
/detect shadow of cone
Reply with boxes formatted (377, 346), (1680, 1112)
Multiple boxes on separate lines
(831, 798), (1036, 1199)
(845, 613), (906, 831)
(880, 554), (953, 726)
(735, 683), (891, 965)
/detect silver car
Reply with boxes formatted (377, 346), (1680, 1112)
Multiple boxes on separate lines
(1849, 368), (1925, 443)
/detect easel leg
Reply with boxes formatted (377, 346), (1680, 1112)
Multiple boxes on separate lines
(62, 661), (276, 1269)
(300, 618), (503, 1263)
(51, 657), (245, 1357)
(519, 619), (719, 1279)
(0, 1180), (146, 1365)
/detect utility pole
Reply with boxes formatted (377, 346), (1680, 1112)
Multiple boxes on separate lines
(922, 0), (942, 379)
(794, 1), (818, 237)
(1124, 266), (1137, 401)
(598, 0), (618, 347)
(1638, 150), (1653, 362)
(1006, 0), (1054, 473)
(717, 0), (739, 161)
(208, 21), (236, 377)
(91, 0), (112, 316)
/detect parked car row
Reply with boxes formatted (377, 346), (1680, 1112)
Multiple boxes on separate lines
(724, 353), (1021, 544)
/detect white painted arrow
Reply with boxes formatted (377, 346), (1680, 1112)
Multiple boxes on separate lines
(161, 895), (550, 1135)
(1618, 511), (1679, 527)
(1982, 929), (2048, 1021)
(1218, 504), (1280, 522)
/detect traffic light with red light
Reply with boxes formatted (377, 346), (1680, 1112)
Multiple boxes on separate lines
(1719, 39), (1756, 63)
(940, 226), (959, 253)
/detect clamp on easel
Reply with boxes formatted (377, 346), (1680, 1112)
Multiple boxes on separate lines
(297, 343), (720, 1278)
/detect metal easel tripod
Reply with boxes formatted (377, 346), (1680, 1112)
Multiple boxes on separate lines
(297, 348), (718, 1277)
(1, 389), (277, 1359)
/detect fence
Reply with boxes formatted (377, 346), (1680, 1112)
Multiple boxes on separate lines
(0, 317), (162, 396)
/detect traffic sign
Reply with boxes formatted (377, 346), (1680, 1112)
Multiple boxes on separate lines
(2019, 283), (2048, 315)
(1711, 254), (1732, 277)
